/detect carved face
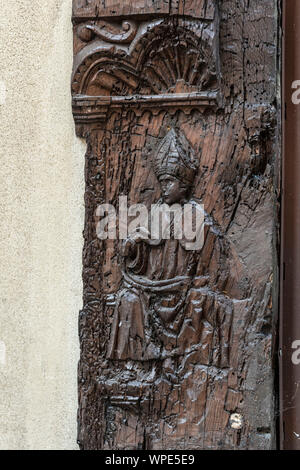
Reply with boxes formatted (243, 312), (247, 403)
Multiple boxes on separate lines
(159, 175), (188, 205)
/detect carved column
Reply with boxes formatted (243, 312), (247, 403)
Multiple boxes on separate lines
(72, 0), (280, 450)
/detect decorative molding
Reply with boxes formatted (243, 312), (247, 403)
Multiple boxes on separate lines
(72, 13), (222, 134)
(72, 92), (221, 124)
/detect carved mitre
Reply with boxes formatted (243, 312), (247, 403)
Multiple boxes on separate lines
(154, 129), (198, 185)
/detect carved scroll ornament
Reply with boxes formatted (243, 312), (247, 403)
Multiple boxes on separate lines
(77, 20), (138, 44)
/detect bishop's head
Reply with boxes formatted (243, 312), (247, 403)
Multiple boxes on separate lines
(153, 128), (198, 204)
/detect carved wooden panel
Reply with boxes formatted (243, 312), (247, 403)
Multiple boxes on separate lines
(72, 0), (280, 450)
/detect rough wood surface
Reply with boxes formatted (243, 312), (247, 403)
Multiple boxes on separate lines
(72, 0), (280, 450)
(73, 0), (215, 20)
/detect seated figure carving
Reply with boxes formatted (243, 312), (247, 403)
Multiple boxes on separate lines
(107, 128), (232, 373)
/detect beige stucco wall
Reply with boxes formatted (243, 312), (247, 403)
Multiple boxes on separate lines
(0, 0), (84, 449)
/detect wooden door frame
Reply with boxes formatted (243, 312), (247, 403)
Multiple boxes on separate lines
(280, 0), (300, 451)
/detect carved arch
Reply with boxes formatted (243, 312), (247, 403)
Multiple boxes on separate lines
(133, 23), (218, 94)
(73, 54), (139, 96)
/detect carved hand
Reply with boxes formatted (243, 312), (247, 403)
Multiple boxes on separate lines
(120, 238), (137, 258)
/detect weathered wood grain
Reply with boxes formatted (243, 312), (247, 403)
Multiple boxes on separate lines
(73, 0), (215, 20)
(72, 0), (280, 450)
